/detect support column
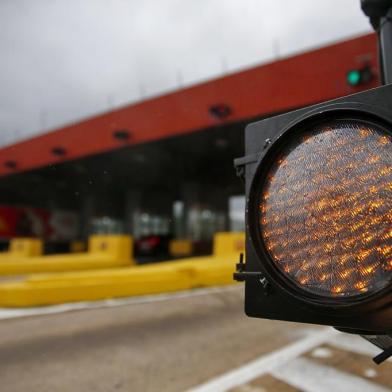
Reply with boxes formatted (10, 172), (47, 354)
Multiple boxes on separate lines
(124, 189), (142, 237)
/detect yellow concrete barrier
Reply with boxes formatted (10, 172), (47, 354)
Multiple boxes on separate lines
(88, 235), (133, 260)
(0, 235), (134, 275)
(169, 239), (193, 257)
(0, 258), (236, 307)
(70, 241), (86, 253)
(0, 266), (194, 307)
(0, 238), (43, 260)
(0, 232), (243, 307)
(213, 232), (245, 257)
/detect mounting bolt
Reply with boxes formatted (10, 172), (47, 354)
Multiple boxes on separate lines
(263, 138), (272, 149)
(259, 276), (270, 295)
(235, 165), (245, 182)
(236, 253), (245, 272)
(259, 277), (268, 287)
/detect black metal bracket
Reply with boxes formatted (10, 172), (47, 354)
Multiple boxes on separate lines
(233, 270), (265, 282)
(373, 345), (392, 364)
(234, 153), (259, 182)
(234, 164), (245, 182)
(360, 334), (392, 364)
(233, 253), (270, 294)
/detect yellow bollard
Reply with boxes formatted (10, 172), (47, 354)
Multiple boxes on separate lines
(70, 241), (86, 253)
(88, 235), (133, 262)
(0, 235), (134, 275)
(0, 238), (43, 259)
(169, 239), (193, 257)
(212, 232), (245, 257)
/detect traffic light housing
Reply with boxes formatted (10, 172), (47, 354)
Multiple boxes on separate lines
(346, 65), (374, 86)
(234, 84), (391, 335)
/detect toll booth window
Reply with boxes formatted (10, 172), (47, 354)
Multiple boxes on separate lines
(90, 217), (124, 234)
(187, 206), (226, 241)
(133, 212), (171, 239)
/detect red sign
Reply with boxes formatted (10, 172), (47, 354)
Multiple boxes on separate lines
(0, 205), (78, 240)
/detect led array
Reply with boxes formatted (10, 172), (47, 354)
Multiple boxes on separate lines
(260, 120), (392, 298)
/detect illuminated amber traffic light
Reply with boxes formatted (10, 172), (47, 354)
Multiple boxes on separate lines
(259, 119), (391, 298)
(235, 84), (392, 335)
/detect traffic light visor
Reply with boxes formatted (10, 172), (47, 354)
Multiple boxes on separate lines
(259, 118), (392, 299)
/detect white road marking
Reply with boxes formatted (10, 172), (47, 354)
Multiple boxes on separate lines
(235, 385), (266, 392)
(0, 285), (240, 320)
(271, 357), (389, 392)
(331, 333), (392, 362)
(311, 347), (333, 358)
(364, 368), (378, 378)
(187, 328), (339, 392)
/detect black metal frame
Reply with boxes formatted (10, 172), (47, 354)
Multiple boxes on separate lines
(379, 6), (392, 84)
(248, 111), (392, 309)
(239, 84), (392, 333)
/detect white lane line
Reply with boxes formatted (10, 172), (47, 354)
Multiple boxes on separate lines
(331, 333), (392, 362)
(271, 357), (390, 392)
(0, 285), (240, 320)
(187, 328), (339, 392)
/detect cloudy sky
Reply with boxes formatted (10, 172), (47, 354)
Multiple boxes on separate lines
(0, 0), (372, 147)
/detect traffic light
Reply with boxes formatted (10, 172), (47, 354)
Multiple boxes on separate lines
(346, 65), (374, 86)
(234, 84), (391, 359)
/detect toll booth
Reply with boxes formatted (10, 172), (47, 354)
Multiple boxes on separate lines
(0, 34), (378, 260)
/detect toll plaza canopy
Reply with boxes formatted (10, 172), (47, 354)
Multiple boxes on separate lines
(0, 33), (379, 245)
(0, 33), (378, 177)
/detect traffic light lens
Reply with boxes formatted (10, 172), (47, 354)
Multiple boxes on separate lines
(259, 119), (392, 299)
(347, 70), (361, 86)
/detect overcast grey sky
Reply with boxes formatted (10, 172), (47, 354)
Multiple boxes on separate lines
(0, 0), (372, 147)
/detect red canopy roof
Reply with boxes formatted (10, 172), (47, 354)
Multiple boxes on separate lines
(0, 33), (378, 177)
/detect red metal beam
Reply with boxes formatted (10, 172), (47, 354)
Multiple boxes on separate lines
(0, 33), (378, 177)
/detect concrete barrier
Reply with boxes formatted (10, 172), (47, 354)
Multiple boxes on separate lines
(70, 241), (86, 253)
(0, 235), (134, 275)
(0, 238), (43, 260)
(0, 266), (194, 307)
(169, 239), (193, 257)
(0, 232), (242, 307)
(213, 232), (245, 257)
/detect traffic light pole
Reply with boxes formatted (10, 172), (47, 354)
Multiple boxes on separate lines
(361, 0), (392, 84)
(379, 6), (392, 84)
